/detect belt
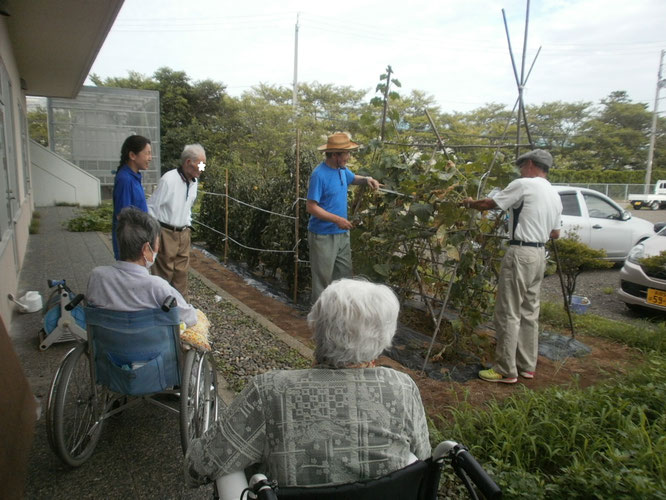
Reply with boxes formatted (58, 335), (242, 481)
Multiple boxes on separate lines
(159, 221), (189, 232)
(509, 240), (544, 248)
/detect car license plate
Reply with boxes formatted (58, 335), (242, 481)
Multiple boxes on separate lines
(646, 288), (666, 306)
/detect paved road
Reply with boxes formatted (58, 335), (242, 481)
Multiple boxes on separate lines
(627, 206), (666, 225)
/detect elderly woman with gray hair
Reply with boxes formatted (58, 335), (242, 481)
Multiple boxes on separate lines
(185, 278), (431, 497)
(87, 207), (197, 327)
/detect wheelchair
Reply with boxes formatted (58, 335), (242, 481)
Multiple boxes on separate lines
(237, 441), (502, 500)
(45, 298), (220, 467)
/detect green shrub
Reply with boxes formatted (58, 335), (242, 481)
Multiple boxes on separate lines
(431, 355), (666, 498)
(66, 203), (113, 232)
(639, 250), (666, 276)
(548, 235), (614, 306)
(29, 214), (40, 234)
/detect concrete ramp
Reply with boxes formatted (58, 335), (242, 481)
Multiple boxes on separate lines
(30, 140), (101, 207)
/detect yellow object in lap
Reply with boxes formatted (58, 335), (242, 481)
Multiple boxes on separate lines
(180, 309), (211, 351)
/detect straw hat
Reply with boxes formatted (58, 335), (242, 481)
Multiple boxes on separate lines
(318, 132), (360, 152)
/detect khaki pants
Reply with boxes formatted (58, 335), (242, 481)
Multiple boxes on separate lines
(493, 246), (546, 378)
(308, 231), (352, 304)
(153, 227), (191, 299)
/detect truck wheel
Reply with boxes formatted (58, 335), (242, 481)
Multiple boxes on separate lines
(650, 201), (660, 210)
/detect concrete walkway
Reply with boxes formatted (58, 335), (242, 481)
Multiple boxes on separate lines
(10, 207), (213, 499)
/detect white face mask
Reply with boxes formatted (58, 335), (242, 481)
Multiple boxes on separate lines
(145, 244), (158, 269)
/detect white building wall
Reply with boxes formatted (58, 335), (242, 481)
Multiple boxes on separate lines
(31, 140), (101, 207)
(0, 17), (33, 328)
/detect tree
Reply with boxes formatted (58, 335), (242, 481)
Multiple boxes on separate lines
(91, 67), (239, 172)
(569, 91), (652, 170)
(548, 235), (613, 307)
(28, 106), (48, 146)
(525, 100), (592, 167)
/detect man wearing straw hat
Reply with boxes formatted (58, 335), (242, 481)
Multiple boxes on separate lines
(306, 132), (381, 303)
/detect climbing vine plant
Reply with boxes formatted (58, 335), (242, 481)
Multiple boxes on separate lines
(349, 69), (517, 355)
(351, 147), (515, 355)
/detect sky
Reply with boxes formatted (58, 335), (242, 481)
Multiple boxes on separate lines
(86, 0), (666, 114)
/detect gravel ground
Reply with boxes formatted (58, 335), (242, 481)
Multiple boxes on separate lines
(541, 267), (632, 322)
(188, 275), (310, 393)
(541, 206), (666, 324)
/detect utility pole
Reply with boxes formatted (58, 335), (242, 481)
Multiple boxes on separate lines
(292, 13), (299, 112)
(645, 49), (666, 192)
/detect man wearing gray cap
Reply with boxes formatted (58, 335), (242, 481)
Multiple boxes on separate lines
(461, 149), (563, 384)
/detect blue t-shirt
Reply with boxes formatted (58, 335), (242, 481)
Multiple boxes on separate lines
(112, 165), (148, 258)
(307, 162), (355, 235)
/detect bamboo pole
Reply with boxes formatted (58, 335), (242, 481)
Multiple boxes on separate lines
(224, 168), (229, 264)
(293, 129), (301, 304)
(424, 108), (451, 162)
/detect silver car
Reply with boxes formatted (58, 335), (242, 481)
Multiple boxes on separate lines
(554, 186), (655, 261)
(618, 226), (666, 312)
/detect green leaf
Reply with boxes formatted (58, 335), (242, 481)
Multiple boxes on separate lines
(373, 263), (391, 276)
(435, 224), (448, 245)
(409, 203), (434, 221)
(370, 96), (384, 107)
(446, 245), (460, 261)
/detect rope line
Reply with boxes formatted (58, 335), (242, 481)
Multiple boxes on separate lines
(192, 219), (296, 254)
(199, 190), (297, 219)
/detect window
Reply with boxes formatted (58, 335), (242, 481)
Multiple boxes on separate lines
(583, 193), (620, 219)
(0, 60), (17, 229)
(559, 192), (581, 216)
(0, 105), (9, 239)
(19, 103), (30, 195)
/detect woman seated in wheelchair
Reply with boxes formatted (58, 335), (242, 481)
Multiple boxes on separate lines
(87, 207), (198, 328)
(184, 278), (431, 496)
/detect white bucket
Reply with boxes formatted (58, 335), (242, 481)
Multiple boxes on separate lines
(11, 291), (43, 313)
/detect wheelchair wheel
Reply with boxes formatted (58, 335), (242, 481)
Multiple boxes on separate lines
(180, 349), (220, 454)
(50, 343), (105, 466)
(45, 346), (78, 451)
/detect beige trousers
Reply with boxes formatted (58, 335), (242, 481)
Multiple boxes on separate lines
(153, 227), (191, 299)
(493, 245), (546, 378)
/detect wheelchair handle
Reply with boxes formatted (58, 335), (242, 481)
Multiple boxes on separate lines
(162, 295), (177, 312)
(435, 441), (502, 500)
(65, 293), (85, 311)
(247, 474), (278, 500)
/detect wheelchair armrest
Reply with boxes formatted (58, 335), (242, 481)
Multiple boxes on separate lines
(65, 294), (85, 311)
(162, 295), (177, 312)
(434, 441), (502, 500)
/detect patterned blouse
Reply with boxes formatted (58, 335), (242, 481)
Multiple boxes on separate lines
(185, 366), (431, 487)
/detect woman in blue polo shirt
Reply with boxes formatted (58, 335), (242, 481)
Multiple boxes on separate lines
(112, 135), (152, 259)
